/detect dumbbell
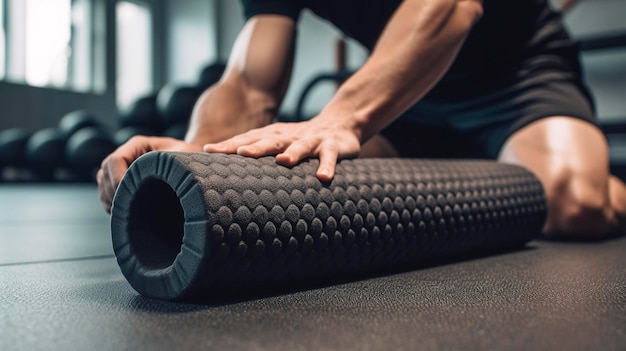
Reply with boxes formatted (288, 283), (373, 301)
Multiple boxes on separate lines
(66, 127), (116, 181)
(59, 110), (102, 138)
(27, 111), (115, 181)
(118, 94), (162, 132)
(27, 110), (100, 181)
(61, 111), (117, 181)
(115, 94), (161, 146)
(156, 84), (203, 129)
(114, 126), (159, 146)
(0, 128), (32, 181)
(26, 128), (68, 182)
(197, 62), (226, 89)
(162, 123), (188, 140)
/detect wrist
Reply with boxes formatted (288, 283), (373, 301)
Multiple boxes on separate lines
(319, 84), (383, 143)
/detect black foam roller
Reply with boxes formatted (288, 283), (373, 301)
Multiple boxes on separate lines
(111, 152), (546, 301)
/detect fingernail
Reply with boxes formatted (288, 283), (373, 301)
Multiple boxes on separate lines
(320, 168), (330, 176)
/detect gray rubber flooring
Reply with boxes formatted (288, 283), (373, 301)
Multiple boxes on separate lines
(1, 184), (625, 351)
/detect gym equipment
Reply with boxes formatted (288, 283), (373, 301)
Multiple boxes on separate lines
(111, 152), (546, 301)
(58, 110), (102, 138)
(20, 110), (115, 182)
(25, 128), (67, 181)
(197, 62), (226, 89)
(66, 127), (116, 180)
(578, 31), (626, 52)
(0, 128), (31, 169)
(114, 126), (159, 146)
(156, 85), (204, 128)
(293, 70), (353, 122)
(118, 94), (161, 131)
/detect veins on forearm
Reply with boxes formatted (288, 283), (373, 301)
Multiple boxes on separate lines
(322, 0), (484, 141)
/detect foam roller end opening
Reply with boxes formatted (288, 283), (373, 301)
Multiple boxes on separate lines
(127, 178), (185, 271)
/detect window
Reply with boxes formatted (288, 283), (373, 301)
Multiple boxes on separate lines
(24, 0), (72, 87)
(116, 0), (153, 109)
(0, 0), (5, 79)
(2, 0), (103, 92)
(0, 0), (156, 110)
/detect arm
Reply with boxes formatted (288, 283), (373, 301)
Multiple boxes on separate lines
(185, 15), (297, 145)
(326, 0), (484, 141)
(204, 0), (484, 180)
(97, 15), (297, 212)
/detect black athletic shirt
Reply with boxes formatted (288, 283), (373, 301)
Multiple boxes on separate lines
(240, 0), (579, 98)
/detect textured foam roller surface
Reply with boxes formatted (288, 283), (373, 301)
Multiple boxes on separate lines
(111, 151), (547, 301)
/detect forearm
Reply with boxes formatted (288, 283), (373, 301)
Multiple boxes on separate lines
(322, 0), (484, 141)
(184, 80), (276, 146)
(185, 15), (296, 146)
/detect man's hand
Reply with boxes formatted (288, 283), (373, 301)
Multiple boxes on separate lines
(97, 136), (203, 213)
(203, 115), (361, 182)
(199, 0), (484, 184)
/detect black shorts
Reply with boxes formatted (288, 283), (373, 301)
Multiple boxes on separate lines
(380, 52), (597, 160)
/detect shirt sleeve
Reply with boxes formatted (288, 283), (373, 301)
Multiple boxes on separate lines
(240, 0), (304, 21)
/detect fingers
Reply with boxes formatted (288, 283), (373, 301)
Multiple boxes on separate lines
(97, 136), (155, 212)
(97, 153), (131, 213)
(276, 140), (339, 182)
(235, 138), (287, 157)
(96, 168), (111, 213)
(96, 135), (200, 214)
(316, 142), (339, 182)
(203, 133), (261, 154)
(201, 121), (358, 183)
(276, 140), (313, 166)
(97, 161), (114, 214)
(203, 127), (296, 159)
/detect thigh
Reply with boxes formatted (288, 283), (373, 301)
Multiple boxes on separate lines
(442, 53), (597, 159)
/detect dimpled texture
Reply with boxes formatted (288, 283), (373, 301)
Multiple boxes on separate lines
(111, 151), (546, 301)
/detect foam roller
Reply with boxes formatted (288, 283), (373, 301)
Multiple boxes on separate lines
(111, 152), (546, 301)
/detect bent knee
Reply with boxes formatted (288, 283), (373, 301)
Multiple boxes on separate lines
(543, 172), (613, 239)
(546, 198), (610, 239)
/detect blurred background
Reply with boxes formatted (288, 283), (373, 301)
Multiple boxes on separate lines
(0, 0), (624, 182)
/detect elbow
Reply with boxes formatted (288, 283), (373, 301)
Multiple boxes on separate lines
(456, 0), (484, 29)
(440, 0), (485, 39)
(410, 0), (484, 39)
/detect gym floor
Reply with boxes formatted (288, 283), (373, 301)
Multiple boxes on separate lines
(1, 184), (624, 351)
